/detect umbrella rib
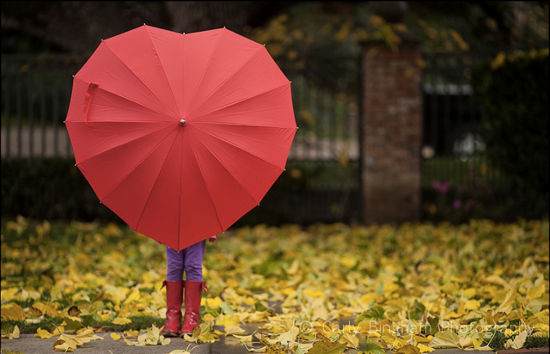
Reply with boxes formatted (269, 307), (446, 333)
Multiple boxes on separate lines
(75, 124), (175, 166)
(189, 46), (263, 117)
(135, 128), (182, 230)
(192, 121), (296, 129)
(73, 78), (176, 122)
(177, 130), (184, 250)
(99, 127), (178, 203)
(193, 124), (286, 172)
(191, 82), (291, 122)
(102, 42), (179, 118)
(67, 120), (174, 125)
(185, 29), (225, 118)
(186, 138), (225, 232)
(143, 26), (181, 117)
(193, 136), (259, 205)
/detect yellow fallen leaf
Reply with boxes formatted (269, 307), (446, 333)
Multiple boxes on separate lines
(233, 334), (253, 342)
(505, 330), (528, 349)
(111, 332), (121, 340)
(339, 331), (359, 348)
(395, 344), (421, 354)
(1, 303), (25, 321)
(428, 330), (459, 348)
(527, 283), (546, 300)
(35, 326), (64, 339)
(36, 328), (56, 339)
(464, 300), (480, 311)
(112, 317), (132, 325)
(495, 286), (517, 314)
(124, 329), (139, 338)
(1, 325), (20, 339)
(224, 324), (246, 335)
(124, 290), (141, 304)
(53, 328), (103, 352)
(32, 302), (59, 317)
(417, 343), (434, 352)
(202, 296), (223, 308)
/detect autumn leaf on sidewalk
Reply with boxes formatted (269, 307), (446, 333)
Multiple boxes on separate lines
(52, 327), (103, 352)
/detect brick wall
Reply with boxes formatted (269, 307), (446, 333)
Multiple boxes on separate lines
(361, 43), (422, 223)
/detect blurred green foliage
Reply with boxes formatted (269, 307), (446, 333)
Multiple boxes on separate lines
(473, 49), (549, 218)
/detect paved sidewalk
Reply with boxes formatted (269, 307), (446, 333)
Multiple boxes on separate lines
(1, 333), (501, 354)
(3, 334), (548, 353)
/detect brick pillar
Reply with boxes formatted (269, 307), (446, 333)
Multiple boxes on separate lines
(361, 41), (422, 223)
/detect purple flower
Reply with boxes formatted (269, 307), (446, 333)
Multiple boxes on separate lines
(432, 181), (451, 195)
(453, 200), (462, 209)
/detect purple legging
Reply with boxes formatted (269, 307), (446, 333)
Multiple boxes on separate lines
(165, 240), (206, 281)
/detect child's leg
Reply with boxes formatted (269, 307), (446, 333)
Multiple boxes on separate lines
(162, 246), (184, 337)
(183, 240), (206, 281)
(165, 246), (184, 281)
(180, 240), (206, 335)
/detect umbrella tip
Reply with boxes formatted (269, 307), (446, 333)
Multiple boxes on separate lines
(63, 120), (66, 124)
(143, 23), (146, 26)
(72, 75), (75, 78)
(182, 32), (186, 34)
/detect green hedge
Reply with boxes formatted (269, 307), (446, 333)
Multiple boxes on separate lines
(1, 157), (119, 222)
(473, 50), (549, 218)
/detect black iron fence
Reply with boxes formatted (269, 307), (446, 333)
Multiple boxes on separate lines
(420, 52), (507, 190)
(1, 54), (79, 157)
(1, 53), (362, 223)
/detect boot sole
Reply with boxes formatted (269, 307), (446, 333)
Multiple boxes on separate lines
(161, 331), (179, 337)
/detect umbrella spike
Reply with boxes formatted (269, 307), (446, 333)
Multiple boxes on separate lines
(72, 75), (75, 78)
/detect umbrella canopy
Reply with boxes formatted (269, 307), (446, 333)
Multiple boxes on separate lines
(65, 25), (297, 251)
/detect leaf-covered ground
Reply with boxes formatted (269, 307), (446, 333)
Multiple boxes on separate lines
(1, 217), (549, 353)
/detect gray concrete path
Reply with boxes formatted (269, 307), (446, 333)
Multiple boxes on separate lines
(1, 333), (500, 354)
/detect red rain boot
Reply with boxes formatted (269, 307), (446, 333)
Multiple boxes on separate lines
(160, 280), (183, 337)
(180, 280), (208, 335)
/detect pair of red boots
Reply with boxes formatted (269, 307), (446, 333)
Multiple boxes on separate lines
(160, 279), (207, 337)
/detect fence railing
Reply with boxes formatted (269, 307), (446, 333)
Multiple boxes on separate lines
(1, 54), (360, 165)
(420, 52), (507, 190)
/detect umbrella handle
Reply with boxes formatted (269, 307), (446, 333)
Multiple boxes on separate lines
(83, 82), (99, 125)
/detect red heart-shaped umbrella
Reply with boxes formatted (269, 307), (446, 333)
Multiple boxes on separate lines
(65, 25), (297, 250)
